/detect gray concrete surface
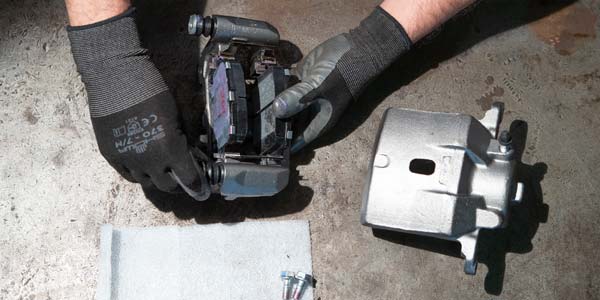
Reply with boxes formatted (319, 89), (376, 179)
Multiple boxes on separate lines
(1, 0), (599, 299)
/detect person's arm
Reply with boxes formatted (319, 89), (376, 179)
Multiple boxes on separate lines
(274, 0), (476, 153)
(65, 0), (130, 26)
(65, 0), (208, 198)
(381, 0), (474, 42)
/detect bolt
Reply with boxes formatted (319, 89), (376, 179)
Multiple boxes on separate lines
(280, 271), (295, 300)
(292, 272), (312, 300)
(499, 130), (512, 145)
(499, 130), (512, 153)
(188, 14), (202, 35)
(286, 130), (294, 140)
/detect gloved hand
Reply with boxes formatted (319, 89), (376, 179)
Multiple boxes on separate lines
(68, 8), (208, 198)
(273, 7), (412, 153)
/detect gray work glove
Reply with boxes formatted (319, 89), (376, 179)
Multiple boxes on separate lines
(273, 7), (412, 153)
(68, 8), (208, 199)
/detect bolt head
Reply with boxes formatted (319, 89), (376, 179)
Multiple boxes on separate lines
(499, 130), (512, 146)
(295, 272), (312, 282)
(188, 14), (203, 36)
(281, 271), (295, 279)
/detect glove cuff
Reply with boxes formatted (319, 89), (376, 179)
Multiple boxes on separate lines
(68, 7), (169, 118)
(337, 6), (412, 98)
(350, 6), (412, 69)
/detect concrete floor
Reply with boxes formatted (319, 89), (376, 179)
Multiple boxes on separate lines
(1, 0), (599, 299)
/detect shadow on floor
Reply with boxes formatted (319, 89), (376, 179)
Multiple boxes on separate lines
(371, 120), (549, 295)
(477, 120), (549, 295)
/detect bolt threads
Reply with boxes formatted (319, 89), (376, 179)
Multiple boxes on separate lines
(282, 278), (293, 300)
(292, 281), (306, 300)
(280, 271), (296, 300)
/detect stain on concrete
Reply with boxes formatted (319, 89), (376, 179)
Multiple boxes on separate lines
(530, 53), (542, 65)
(51, 149), (66, 167)
(579, 96), (600, 108)
(476, 86), (505, 110)
(560, 69), (600, 89)
(552, 103), (569, 119)
(529, 3), (597, 55)
(110, 184), (120, 198)
(54, 102), (80, 137)
(502, 75), (524, 102)
(485, 76), (495, 85)
(22, 107), (39, 125)
(54, 102), (70, 116)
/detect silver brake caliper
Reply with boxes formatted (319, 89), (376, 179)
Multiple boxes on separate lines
(361, 102), (524, 274)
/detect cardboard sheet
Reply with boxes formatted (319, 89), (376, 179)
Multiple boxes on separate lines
(96, 221), (313, 300)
